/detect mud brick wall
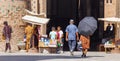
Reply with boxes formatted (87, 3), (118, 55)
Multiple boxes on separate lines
(0, 0), (26, 52)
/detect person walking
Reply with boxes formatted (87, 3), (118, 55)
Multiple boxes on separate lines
(56, 26), (64, 53)
(3, 21), (12, 53)
(80, 35), (90, 58)
(66, 19), (79, 56)
(25, 23), (33, 52)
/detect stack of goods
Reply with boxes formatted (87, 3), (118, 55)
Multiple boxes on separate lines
(49, 39), (57, 47)
(39, 37), (57, 47)
(39, 37), (50, 47)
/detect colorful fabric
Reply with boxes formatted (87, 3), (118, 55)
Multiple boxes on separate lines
(80, 35), (90, 49)
(25, 25), (33, 51)
(56, 32), (60, 39)
(25, 26), (33, 37)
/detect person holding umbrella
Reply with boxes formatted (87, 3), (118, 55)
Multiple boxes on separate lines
(80, 35), (90, 57)
(78, 17), (97, 57)
(66, 19), (79, 56)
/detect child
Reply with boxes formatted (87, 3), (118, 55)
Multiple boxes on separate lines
(56, 26), (64, 53)
(49, 27), (57, 43)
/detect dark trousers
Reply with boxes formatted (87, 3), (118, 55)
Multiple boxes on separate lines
(5, 43), (11, 51)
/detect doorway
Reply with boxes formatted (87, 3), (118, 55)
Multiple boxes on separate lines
(47, 0), (104, 51)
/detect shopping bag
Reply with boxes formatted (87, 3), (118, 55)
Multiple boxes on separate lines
(2, 34), (6, 41)
(77, 41), (82, 51)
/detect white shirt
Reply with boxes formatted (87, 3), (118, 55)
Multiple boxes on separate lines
(110, 25), (113, 31)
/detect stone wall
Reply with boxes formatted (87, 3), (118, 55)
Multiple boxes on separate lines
(104, 0), (117, 17)
(30, 0), (47, 34)
(116, 0), (120, 18)
(0, 0), (47, 52)
(31, 0), (38, 13)
(0, 0), (26, 52)
(31, 0), (47, 15)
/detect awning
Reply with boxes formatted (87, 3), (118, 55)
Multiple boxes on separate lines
(98, 17), (120, 23)
(22, 15), (49, 24)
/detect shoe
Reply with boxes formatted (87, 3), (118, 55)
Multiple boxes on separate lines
(81, 54), (86, 58)
(84, 54), (86, 58)
(70, 52), (74, 56)
(81, 54), (84, 57)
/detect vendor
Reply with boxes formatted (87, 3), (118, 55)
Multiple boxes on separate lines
(33, 25), (40, 50)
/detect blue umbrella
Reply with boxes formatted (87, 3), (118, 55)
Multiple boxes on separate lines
(78, 17), (97, 36)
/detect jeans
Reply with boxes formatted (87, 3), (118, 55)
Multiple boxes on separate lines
(68, 40), (76, 52)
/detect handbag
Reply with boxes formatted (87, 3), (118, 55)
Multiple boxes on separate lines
(77, 41), (82, 51)
(2, 34), (6, 41)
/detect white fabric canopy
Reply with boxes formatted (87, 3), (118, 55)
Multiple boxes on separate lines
(98, 17), (120, 22)
(22, 15), (49, 24)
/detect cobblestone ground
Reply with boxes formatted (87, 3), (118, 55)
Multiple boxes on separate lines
(0, 52), (120, 61)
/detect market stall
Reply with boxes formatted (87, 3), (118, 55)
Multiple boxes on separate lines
(22, 15), (49, 35)
(98, 17), (120, 53)
(22, 15), (57, 53)
(98, 17), (120, 40)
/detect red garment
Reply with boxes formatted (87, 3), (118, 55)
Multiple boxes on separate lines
(56, 32), (60, 39)
(56, 31), (61, 43)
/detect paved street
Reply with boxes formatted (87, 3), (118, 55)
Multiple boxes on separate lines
(0, 52), (120, 61)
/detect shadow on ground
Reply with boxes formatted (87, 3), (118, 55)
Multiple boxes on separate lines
(0, 55), (104, 61)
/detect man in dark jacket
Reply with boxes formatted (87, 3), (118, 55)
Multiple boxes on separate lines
(106, 23), (111, 38)
(3, 21), (12, 53)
